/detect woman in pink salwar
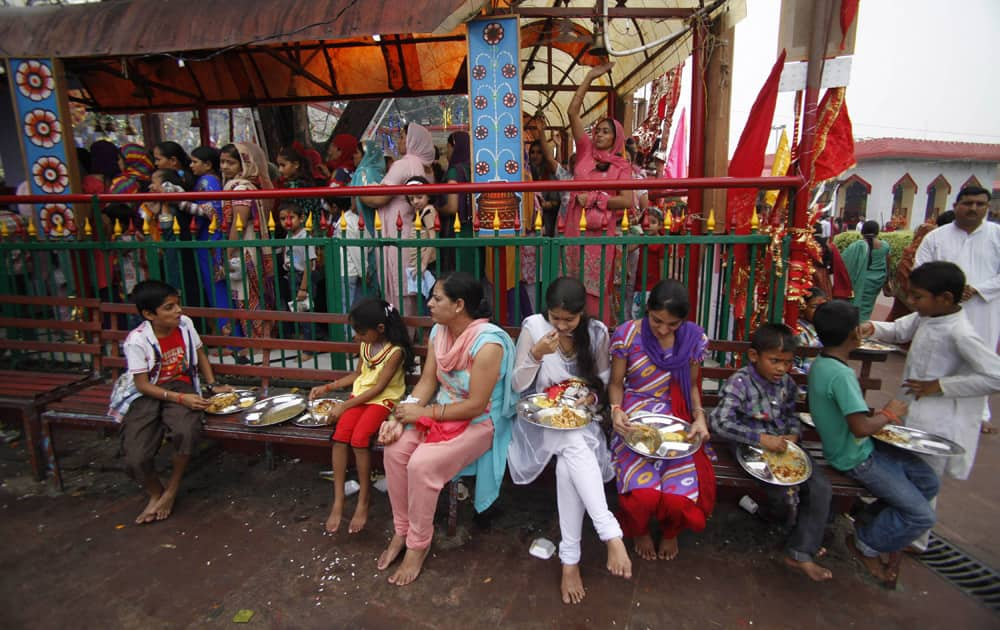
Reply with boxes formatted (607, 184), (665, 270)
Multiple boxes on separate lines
(376, 272), (516, 587)
(563, 62), (637, 324)
(359, 123), (436, 314)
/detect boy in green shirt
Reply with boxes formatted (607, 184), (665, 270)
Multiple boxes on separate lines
(808, 300), (938, 585)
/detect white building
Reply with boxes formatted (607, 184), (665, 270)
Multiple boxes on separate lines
(832, 138), (1000, 231)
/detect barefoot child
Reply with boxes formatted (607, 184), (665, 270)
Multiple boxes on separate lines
(608, 280), (715, 562)
(809, 300), (938, 585)
(109, 280), (230, 525)
(310, 298), (414, 533)
(860, 261), (1000, 551)
(508, 278), (631, 604)
(710, 324), (833, 581)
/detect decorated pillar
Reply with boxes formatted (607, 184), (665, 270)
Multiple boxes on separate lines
(467, 16), (528, 323)
(6, 58), (83, 240)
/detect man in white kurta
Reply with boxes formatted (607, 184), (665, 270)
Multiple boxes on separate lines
(915, 187), (1000, 426)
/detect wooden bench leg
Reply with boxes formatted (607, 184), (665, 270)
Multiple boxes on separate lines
(447, 480), (458, 537)
(21, 408), (45, 481)
(40, 419), (63, 491)
(264, 443), (275, 471)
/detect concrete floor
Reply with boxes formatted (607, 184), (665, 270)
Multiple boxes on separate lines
(1, 347), (998, 629)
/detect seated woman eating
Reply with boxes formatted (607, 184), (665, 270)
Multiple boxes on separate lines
(377, 272), (517, 586)
(608, 279), (716, 561)
(508, 277), (632, 604)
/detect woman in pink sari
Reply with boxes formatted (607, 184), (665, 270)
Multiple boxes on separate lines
(359, 123), (436, 314)
(564, 62), (637, 324)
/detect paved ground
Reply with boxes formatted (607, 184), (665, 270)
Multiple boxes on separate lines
(1, 335), (997, 628)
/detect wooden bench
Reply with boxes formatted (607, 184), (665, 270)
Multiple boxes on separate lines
(0, 295), (104, 478)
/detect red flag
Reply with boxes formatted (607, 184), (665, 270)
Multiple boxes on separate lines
(810, 87), (855, 183)
(840, 0), (859, 51)
(728, 50), (786, 324)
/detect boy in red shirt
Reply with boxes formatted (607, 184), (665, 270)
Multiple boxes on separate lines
(111, 280), (230, 525)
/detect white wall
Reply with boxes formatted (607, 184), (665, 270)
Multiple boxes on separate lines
(838, 159), (997, 230)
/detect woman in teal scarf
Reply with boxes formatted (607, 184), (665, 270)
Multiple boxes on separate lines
(350, 140), (386, 235)
(840, 220), (889, 321)
(376, 272), (516, 587)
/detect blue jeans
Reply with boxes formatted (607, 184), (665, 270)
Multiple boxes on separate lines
(846, 443), (939, 555)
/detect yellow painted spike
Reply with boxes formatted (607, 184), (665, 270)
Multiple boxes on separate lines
(414, 208), (423, 232)
(235, 212), (244, 233)
(172, 216), (181, 235)
(339, 211), (347, 232)
(27, 218), (38, 238)
(453, 212), (461, 233)
(305, 212), (314, 232)
(620, 210), (629, 231)
(492, 208), (501, 231)
(0, 221), (8, 238)
(113, 219), (123, 237)
(208, 213), (217, 234)
(534, 210), (542, 232)
(578, 209), (587, 232)
(664, 211), (672, 230)
(750, 207), (760, 232)
(267, 212), (275, 233)
(707, 208), (716, 232)
(374, 210), (382, 232)
(143, 215), (151, 236)
(84, 217), (92, 237)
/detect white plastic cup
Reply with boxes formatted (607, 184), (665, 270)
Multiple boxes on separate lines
(739, 495), (759, 514)
(529, 537), (556, 560)
(373, 478), (389, 493)
(344, 480), (361, 496)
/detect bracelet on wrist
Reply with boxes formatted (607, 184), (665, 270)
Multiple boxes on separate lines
(880, 408), (900, 423)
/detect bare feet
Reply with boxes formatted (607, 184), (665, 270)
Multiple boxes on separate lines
(389, 546), (430, 587)
(634, 534), (657, 560)
(325, 501), (343, 534)
(135, 494), (160, 525)
(377, 535), (406, 571)
(153, 491), (176, 521)
(882, 551), (902, 584)
(657, 536), (679, 560)
(561, 564), (586, 604)
(783, 556), (833, 582)
(847, 534), (887, 582)
(606, 538), (632, 578)
(348, 502), (368, 534)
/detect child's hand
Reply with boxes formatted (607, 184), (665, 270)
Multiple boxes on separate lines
(532, 330), (560, 360)
(781, 433), (799, 444)
(309, 385), (329, 401)
(884, 398), (909, 419)
(858, 322), (875, 338)
(326, 403), (345, 423)
(611, 406), (631, 436)
(903, 379), (941, 400)
(759, 434), (788, 452)
(180, 393), (209, 411)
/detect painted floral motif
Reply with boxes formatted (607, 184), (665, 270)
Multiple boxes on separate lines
(475, 161), (491, 176)
(475, 125), (489, 140)
(503, 124), (519, 139)
(24, 108), (62, 148)
(502, 92), (517, 108)
(32, 156), (69, 194)
(472, 65), (487, 81)
(483, 22), (504, 45)
(504, 160), (520, 175)
(473, 95), (488, 110)
(501, 63), (517, 79)
(15, 60), (55, 102)
(40, 203), (75, 237)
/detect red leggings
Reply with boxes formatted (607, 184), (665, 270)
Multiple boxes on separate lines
(331, 403), (392, 448)
(617, 449), (717, 538)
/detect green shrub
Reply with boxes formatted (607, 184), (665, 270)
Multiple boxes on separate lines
(832, 230), (913, 275)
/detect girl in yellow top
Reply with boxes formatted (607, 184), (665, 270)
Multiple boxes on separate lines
(310, 298), (415, 534)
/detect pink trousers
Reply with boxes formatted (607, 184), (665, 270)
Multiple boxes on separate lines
(384, 420), (494, 549)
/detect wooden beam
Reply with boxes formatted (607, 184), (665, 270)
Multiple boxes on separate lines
(515, 7), (695, 19)
(703, 18), (735, 231)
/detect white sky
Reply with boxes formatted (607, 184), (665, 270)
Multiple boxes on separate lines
(669, 0), (1000, 157)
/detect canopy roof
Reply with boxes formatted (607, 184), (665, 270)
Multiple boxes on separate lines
(1, 0), (743, 124)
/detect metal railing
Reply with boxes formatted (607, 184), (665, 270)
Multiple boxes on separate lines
(0, 176), (799, 368)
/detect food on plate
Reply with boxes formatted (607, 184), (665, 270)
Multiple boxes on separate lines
(762, 449), (809, 484)
(627, 424), (662, 455)
(658, 430), (689, 444)
(874, 427), (911, 444)
(546, 407), (587, 429)
(534, 397), (556, 409)
(312, 399), (337, 416)
(206, 392), (238, 413)
(239, 398), (255, 408)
